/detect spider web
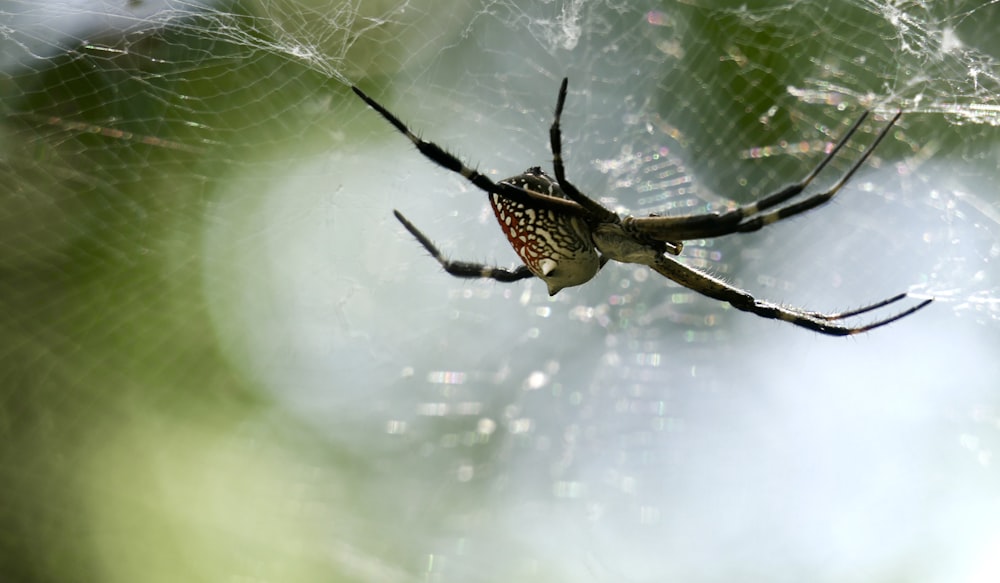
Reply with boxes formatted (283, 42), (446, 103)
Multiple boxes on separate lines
(3, 1), (1000, 582)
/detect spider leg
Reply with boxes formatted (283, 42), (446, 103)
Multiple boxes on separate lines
(731, 110), (901, 234)
(646, 253), (931, 336)
(799, 292), (917, 321)
(353, 85), (590, 219)
(548, 78), (622, 224)
(393, 210), (534, 282)
(625, 110), (901, 241)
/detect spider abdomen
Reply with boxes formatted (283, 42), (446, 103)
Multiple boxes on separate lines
(493, 169), (600, 296)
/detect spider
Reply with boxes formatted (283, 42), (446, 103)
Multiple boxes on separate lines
(352, 78), (932, 336)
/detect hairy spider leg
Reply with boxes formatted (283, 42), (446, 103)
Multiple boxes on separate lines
(393, 210), (534, 282)
(730, 109), (902, 234)
(646, 253), (933, 336)
(626, 110), (901, 241)
(352, 85), (589, 219)
(802, 292), (918, 321)
(548, 78), (622, 224)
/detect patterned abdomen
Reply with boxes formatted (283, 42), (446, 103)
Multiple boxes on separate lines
(491, 168), (600, 296)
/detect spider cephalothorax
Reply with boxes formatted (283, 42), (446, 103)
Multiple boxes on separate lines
(353, 79), (931, 335)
